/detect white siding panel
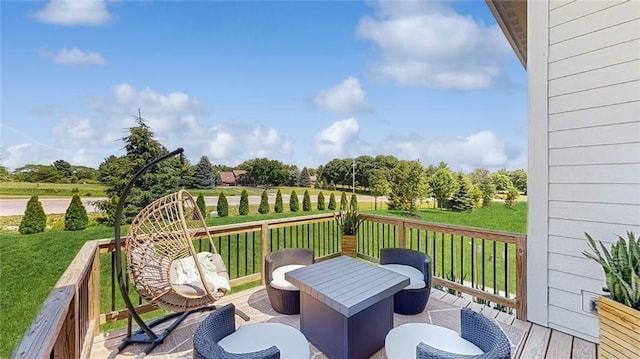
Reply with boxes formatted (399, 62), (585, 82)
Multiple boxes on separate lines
(549, 252), (604, 280)
(549, 288), (592, 317)
(549, 218), (640, 242)
(549, 143), (640, 166)
(548, 306), (599, 342)
(550, 1), (639, 44)
(550, 0), (575, 11)
(549, 183), (640, 204)
(549, 235), (590, 257)
(549, 201), (640, 225)
(548, 322), (599, 344)
(549, 101), (640, 131)
(548, 39), (640, 79)
(549, 60), (640, 96)
(549, 80), (640, 114)
(548, 269), (605, 295)
(549, 122), (640, 148)
(549, 0), (625, 27)
(549, 163), (640, 184)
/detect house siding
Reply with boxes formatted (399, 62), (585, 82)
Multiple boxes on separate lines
(537, 0), (640, 343)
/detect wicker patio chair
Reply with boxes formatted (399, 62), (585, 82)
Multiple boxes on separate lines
(416, 308), (511, 359)
(264, 248), (314, 314)
(380, 248), (432, 314)
(193, 304), (280, 359)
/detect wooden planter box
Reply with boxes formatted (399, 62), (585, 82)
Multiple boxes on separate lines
(598, 295), (640, 359)
(341, 234), (356, 257)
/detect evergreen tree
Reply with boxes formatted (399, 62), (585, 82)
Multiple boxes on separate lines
(274, 189), (284, 213)
(239, 189), (249, 215)
(328, 192), (337, 210)
(448, 174), (475, 213)
(329, 180), (336, 191)
(317, 191), (325, 210)
(258, 190), (270, 214)
(217, 192), (229, 217)
(64, 194), (88, 230)
(303, 190), (311, 211)
(299, 167), (311, 187)
(192, 156), (215, 189)
(340, 192), (348, 210)
(99, 113), (182, 224)
(290, 190), (299, 212)
(19, 195), (46, 234)
(196, 193), (207, 217)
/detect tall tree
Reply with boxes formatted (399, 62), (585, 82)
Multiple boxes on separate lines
(299, 167), (311, 187)
(53, 159), (72, 182)
(328, 192), (337, 210)
(196, 193), (207, 217)
(469, 168), (491, 185)
(369, 168), (391, 210)
(217, 192), (229, 217)
(509, 169), (528, 194)
(428, 168), (458, 209)
(317, 191), (325, 210)
(303, 190), (311, 211)
(449, 174), (475, 212)
(388, 160), (428, 213)
(340, 192), (348, 210)
(192, 156), (215, 189)
(99, 113), (182, 223)
(478, 178), (497, 207)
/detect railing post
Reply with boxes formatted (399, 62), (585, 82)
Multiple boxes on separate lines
(397, 219), (405, 248)
(261, 223), (269, 285)
(516, 235), (527, 320)
(90, 246), (101, 334)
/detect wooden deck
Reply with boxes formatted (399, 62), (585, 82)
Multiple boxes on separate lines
(91, 287), (598, 359)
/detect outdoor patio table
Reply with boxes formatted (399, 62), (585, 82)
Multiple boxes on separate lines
(286, 255), (409, 359)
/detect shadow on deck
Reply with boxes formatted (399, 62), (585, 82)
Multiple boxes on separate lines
(92, 287), (597, 359)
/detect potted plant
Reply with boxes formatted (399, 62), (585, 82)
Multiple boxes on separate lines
(335, 194), (362, 257)
(582, 231), (639, 356)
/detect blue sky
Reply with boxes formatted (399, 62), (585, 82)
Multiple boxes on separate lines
(1, 0), (527, 173)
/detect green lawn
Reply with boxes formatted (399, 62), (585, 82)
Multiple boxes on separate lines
(0, 201), (526, 358)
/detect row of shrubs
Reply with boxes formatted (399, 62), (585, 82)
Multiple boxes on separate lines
(19, 195), (88, 234)
(200, 189), (351, 218)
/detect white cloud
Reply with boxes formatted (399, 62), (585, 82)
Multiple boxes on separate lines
(313, 77), (372, 115)
(314, 118), (360, 158)
(379, 130), (520, 171)
(356, 0), (511, 89)
(206, 121), (292, 165)
(41, 48), (107, 66)
(52, 116), (97, 147)
(33, 0), (111, 26)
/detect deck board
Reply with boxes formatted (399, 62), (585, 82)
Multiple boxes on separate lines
(91, 286), (596, 359)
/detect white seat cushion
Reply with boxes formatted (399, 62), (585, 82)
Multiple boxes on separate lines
(270, 264), (305, 291)
(385, 323), (483, 359)
(379, 264), (426, 290)
(219, 322), (309, 359)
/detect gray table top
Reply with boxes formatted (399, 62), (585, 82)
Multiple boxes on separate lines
(285, 256), (409, 317)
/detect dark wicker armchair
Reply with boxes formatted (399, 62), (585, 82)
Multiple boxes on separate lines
(193, 304), (280, 359)
(416, 308), (511, 359)
(264, 248), (314, 314)
(380, 247), (432, 315)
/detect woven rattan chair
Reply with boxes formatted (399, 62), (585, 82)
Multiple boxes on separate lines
(264, 248), (314, 314)
(126, 189), (229, 312)
(380, 248), (432, 315)
(193, 304), (280, 359)
(416, 308), (511, 359)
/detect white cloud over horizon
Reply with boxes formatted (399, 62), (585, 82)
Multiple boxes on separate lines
(33, 0), (111, 26)
(356, 0), (511, 89)
(314, 118), (360, 159)
(40, 48), (107, 66)
(313, 77), (372, 115)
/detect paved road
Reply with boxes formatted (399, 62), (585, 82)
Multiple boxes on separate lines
(0, 194), (382, 216)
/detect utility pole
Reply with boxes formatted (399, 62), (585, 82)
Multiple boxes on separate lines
(351, 159), (357, 194)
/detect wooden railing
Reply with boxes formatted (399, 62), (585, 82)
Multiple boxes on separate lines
(357, 213), (527, 320)
(13, 212), (526, 358)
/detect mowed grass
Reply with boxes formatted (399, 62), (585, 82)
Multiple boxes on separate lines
(0, 181), (108, 197)
(0, 201), (526, 358)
